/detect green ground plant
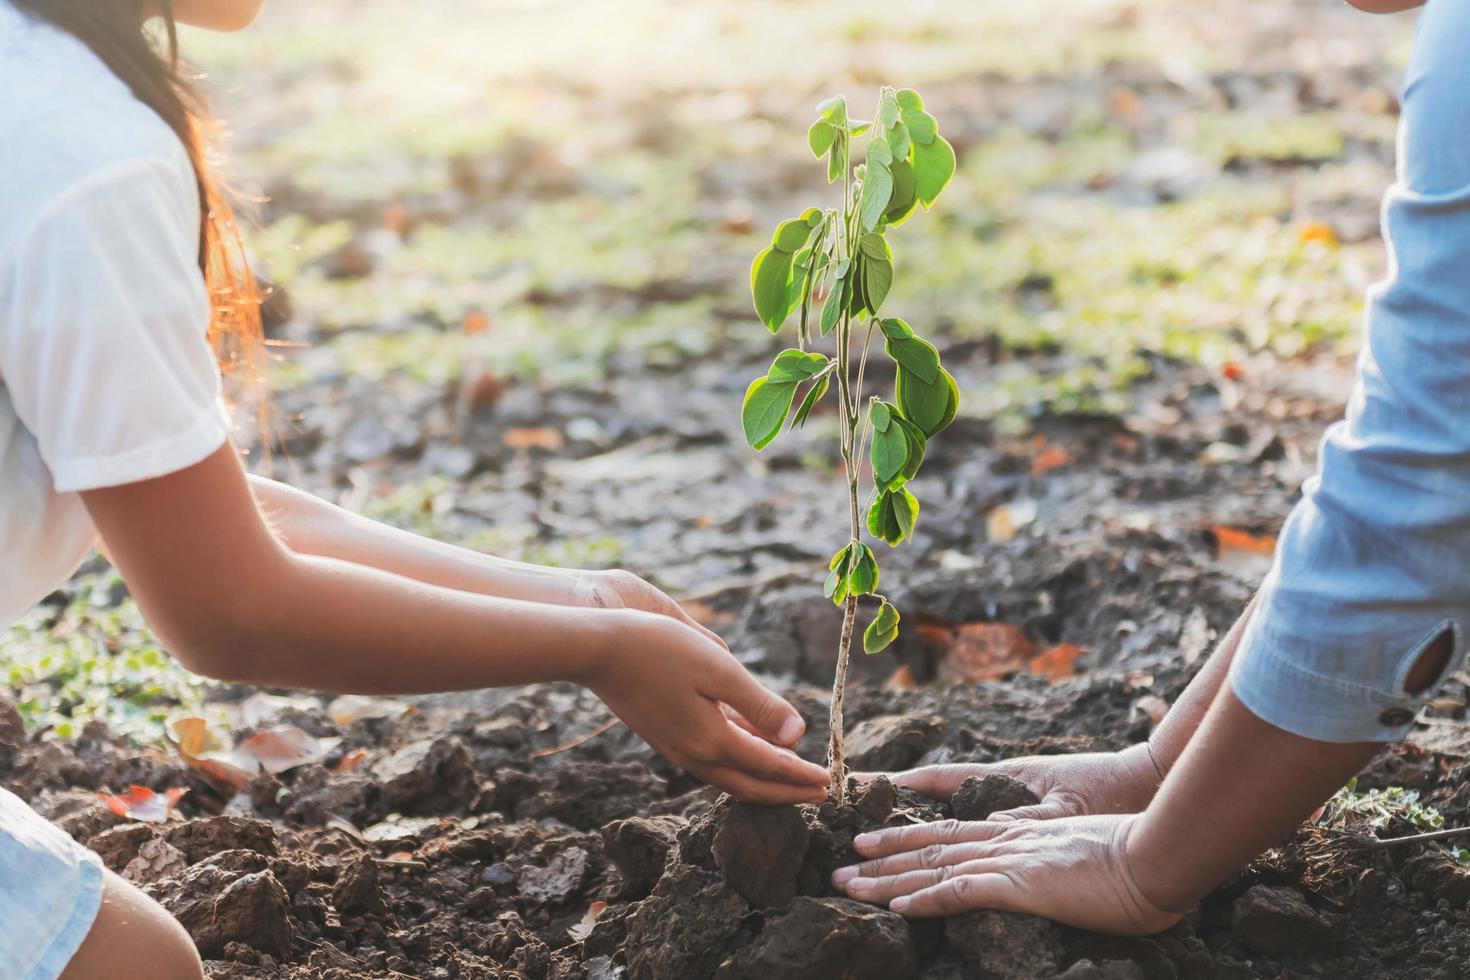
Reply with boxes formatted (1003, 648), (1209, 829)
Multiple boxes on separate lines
(742, 88), (956, 802)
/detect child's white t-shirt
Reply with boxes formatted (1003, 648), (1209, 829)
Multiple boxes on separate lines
(0, 2), (229, 629)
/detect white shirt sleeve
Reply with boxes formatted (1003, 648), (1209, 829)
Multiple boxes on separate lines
(0, 155), (229, 493)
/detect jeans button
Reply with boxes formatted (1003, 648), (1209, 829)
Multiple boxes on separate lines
(1378, 707), (1415, 727)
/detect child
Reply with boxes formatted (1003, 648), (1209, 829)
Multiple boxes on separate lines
(0, 2), (829, 976)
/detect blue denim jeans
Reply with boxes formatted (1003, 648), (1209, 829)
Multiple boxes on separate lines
(0, 786), (103, 979)
(1230, 0), (1470, 742)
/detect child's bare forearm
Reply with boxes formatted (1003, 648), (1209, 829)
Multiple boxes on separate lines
(246, 474), (599, 608)
(1146, 596), (1258, 777)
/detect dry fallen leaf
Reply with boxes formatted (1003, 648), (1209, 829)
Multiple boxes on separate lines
(327, 694), (407, 725)
(1028, 643), (1084, 681)
(923, 621), (1035, 684)
(461, 309), (492, 335)
(171, 717), (339, 792)
(1133, 695), (1170, 725)
(885, 664), (920, 691)
(123, 836), (187, 884)
(567, 901), (608, 942)
(986, 499), (1038, 543)
(1030, 444), (1073, 478)
(1211, 525), (1277, 555)
(503, 426), (565, 451)
(1298, 221), (1338, 248)
(99, 785), (188, 823)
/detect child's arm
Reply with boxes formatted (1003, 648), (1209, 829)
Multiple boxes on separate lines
(246, 474), (722, 642)
(84, 444), (829, 804)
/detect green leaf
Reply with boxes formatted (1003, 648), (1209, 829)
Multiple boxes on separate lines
(808, 121), (835, 158)
(896, 89), (923, 112)
(867, 489), (919, 547)
(913, 134), (956, 208)
(885, 158), (918, 227)
(897, 366), (959, 437)
(879, 318), (914, 340)
(751, 246), (795, 332)
(894, 417), (927, 483)
(871, 423), (910, 487)
(902, 107), (937, 146)
(767, 349), (829, 383)
(820, 276), (844, 336)
(859, 233), (891, 262)
(827, 138), (846, 183)
(848, 120), (872, 137)
(863, 600), (901, 654)
(824, 545), (853, 604)
(867, 136), (893, 168)
(869, 400), (892, 432)
(859, 161), (893, 232)
(801, 207), (825, 227)
(848, 544), (879, 596)
(863, 253), (893, 314)
(886, 334), (940, 384)
(790, 374), (830, 429)
(867, 493), (900, 543)
(772, 219), (811, 252)
(887, 121), (911, 161)
(741, 377), (798, 450)
(816, 96), (847, 127)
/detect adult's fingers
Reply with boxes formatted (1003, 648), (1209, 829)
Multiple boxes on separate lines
(697, 763), (829, 805)
(853, 818), (1009, 858)
(703, 659), (807, 747)
(988, 799), (1073, 822)
(834, 840), (1013, 883)
(882, 764), (996, 798)
(890, 872), (1020, 917)
(842, 859), (1009, 904)
(712, 719), (828, 789)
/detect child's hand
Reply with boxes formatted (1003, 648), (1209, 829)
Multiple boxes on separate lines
(585, 610), (830, 804)
(577, 569), (730, 647)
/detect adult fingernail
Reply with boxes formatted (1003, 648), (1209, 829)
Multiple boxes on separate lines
(831, 866), (857, 885)
(890, 897), (910, 913)
(778, 715), (805, 745)
(846, 877), (874, 894)
(854, 832), (878, 850)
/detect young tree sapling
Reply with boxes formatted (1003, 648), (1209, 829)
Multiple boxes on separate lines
(742, 88), (957, 802)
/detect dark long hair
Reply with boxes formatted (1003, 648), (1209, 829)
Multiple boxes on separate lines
(11, 0), (262, 383)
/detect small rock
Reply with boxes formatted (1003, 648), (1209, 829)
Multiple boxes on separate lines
(712, 802), (810, 908)
(1052, 960), (1146, 980)
(1403, 851), (1470, 907)
(518, 846), (589, 904)
(603, 815), (686, 899)
(154, 866), (293, 959)
(624, 865), (749, 980)
(951, 775), (1039, 821)
(945, 910), (1062, 979)
(715, 896), (916, 980)
(123, 836), (187, 885)
(375, 737), (478, 814)
(332, 854), (385, 915)
(853, 775), (898, 823)
(165, 816), (278, 865)
(87, 823), (162, 873)
(1231, 885), (1335, 955)
(846, 715), (946, 771)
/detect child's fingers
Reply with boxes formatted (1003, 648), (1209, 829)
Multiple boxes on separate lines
(698, 764), (829, 805)
(712, 721), (829, 789)
(703, 662), (807, 747)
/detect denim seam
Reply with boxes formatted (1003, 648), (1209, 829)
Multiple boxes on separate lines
(1239, 630), (1413, 706)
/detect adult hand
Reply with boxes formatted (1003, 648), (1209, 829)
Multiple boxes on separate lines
(832, 813), (1180, 935)
(870, 743), (1162, 821)
(585, 611), (829, 804)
